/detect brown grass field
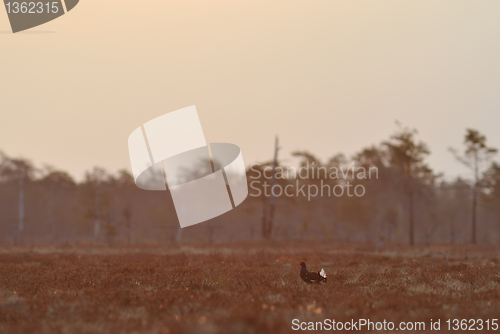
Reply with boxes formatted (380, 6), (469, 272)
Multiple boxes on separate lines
(0, 242), (499, 333)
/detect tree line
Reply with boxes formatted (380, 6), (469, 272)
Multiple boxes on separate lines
(1, 124), (499, 245)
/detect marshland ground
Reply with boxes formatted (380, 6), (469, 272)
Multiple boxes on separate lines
(0, 242), (499, 333)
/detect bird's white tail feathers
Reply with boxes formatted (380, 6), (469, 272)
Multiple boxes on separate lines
(320, 268), (327, 278)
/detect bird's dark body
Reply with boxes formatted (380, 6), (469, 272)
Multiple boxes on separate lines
(300, 262), (327, 284)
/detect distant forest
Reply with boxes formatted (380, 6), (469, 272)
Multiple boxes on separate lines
(1, 124), (499, 246)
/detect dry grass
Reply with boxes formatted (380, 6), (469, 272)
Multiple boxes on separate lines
(0, 242), (499, 333)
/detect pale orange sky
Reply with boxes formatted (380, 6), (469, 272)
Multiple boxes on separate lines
(1, 0), (500, 181)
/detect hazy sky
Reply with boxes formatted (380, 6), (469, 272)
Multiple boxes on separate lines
(1, 0), (500, 181)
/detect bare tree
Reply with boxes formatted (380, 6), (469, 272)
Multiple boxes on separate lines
(450, 129), (497, 244)
(261, 136), (280, 239)
(384, 123), (433, 246)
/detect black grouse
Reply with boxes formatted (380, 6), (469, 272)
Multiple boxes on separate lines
(300, 261), (327, 284)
